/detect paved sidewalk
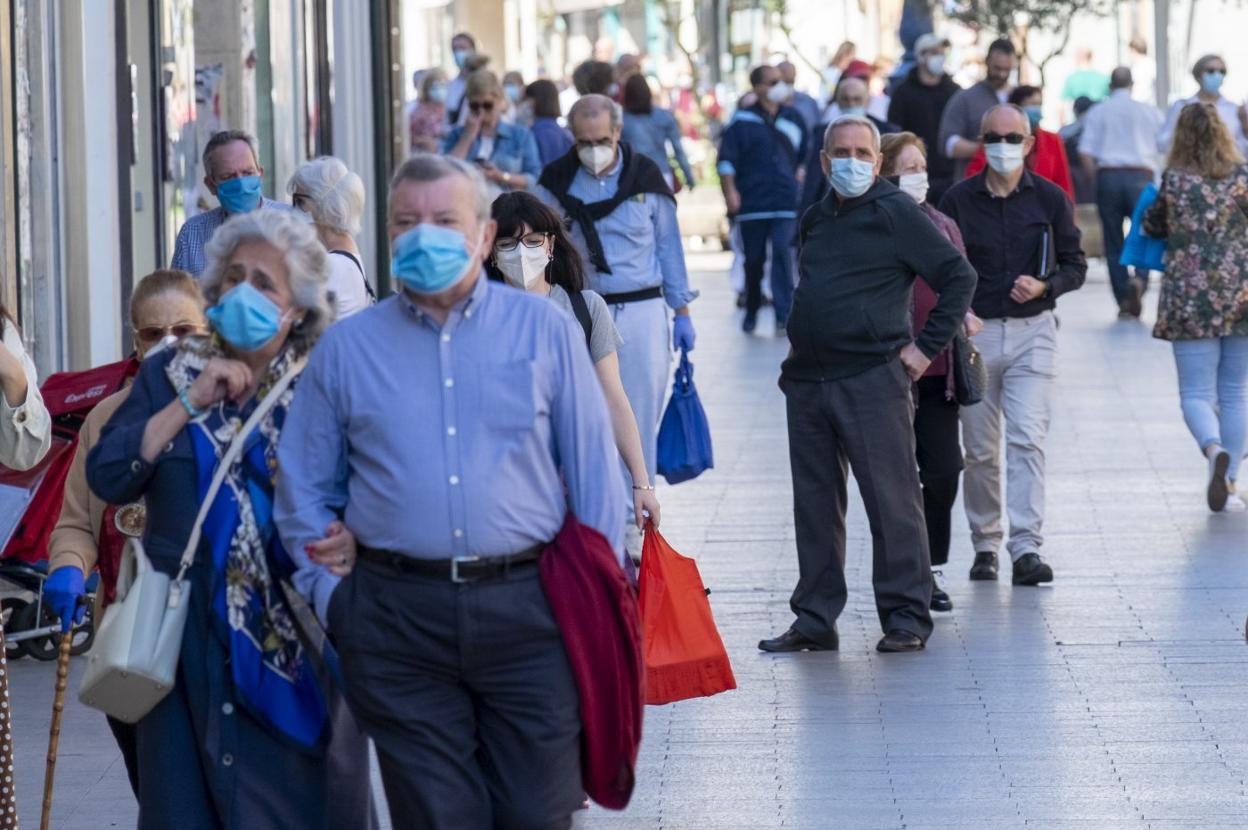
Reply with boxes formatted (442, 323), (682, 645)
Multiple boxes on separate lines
(6, 254), (1248, 829)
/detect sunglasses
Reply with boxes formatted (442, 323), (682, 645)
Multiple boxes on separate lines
(135, 323), (202, 343)
(495, 232), (550, 252)
(468, 100), (495, 113)
(983, 132), (1026, 145)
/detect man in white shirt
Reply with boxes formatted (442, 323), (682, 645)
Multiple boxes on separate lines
(1157, 54), (1248, 156)
(1079, 67), (1163, 318)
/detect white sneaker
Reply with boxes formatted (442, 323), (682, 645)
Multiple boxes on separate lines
(1225, 493), (1247, 513)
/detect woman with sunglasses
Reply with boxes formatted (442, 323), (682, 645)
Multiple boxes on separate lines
(443, 69), (542, 197)
(44, 269), (206, 798)
(965, 88), (1075, 200)
(486, 191), (661, 530)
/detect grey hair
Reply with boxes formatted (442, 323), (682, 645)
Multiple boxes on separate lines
(823, 115), (881, 153)
(388, 153), (491, 223)
(200, 208), (334, 355)
(568, 94), (623, 131)
(979, 103), (1032, 137)
(287, 156), (366, 237)
(202, 130), (259, 179)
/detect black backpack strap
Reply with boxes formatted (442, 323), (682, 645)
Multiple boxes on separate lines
(329, 250), (376, 301)
(567, 290), (594, 351)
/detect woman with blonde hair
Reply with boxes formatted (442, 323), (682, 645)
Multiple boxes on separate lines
(443, 69), (542, 196)
(288, 156), (373, 318)
(1145, 102), (1248, 512)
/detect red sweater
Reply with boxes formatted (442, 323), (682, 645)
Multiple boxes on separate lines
(912, 202), (967, 378)
(965, 128), (1075, 202)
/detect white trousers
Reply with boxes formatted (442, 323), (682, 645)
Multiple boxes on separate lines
(609, 296), (672, 486)
(959, 311), (1058, 561)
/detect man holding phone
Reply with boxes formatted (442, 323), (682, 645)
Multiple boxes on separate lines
(939, 104), (1087, 588)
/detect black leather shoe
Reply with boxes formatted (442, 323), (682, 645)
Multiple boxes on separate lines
(758, 626), (837, 653)
(876, 630), (925, 653)
(969, 551), (998, 581)
(1012, 553), (1054, 586)
(930, 572), (953, 612)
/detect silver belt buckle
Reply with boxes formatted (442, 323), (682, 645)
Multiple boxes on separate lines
(450, 556), (481, 584)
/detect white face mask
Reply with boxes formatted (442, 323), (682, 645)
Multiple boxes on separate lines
(898, 172), (929, 204)
(767, 81), (793, 104)
(495, 243), (551, 289)
(578, 144), (615, 176)
(984, 142), (1025, 175)
(924, 54), (946, 76)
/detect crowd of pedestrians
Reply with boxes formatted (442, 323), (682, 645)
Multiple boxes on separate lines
(0, 24), (1241, 830)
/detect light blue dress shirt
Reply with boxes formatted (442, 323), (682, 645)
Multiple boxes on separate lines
(274, 275), (627, 621)
(170, 198), (290, 277)
(533, 157), (697, 310)
(621, 108), (695, 187)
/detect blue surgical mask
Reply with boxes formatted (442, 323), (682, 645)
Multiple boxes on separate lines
(428, 83), (448, 104)
(1024, 105), (1043, 128)
(1201, 71), (1225, 94)
(206, 282), (288, 352)
(453, 48), (473, 70)
(839, 106), (867, 118)
(391, 224), (480, 295)
(216, 175), (263, 214)
(504, 83), (522, 103)
(827, 157), (876, 198)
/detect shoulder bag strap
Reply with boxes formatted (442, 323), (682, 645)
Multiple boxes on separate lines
(567, 290), (594, 350)
(173, 356), (308, 583)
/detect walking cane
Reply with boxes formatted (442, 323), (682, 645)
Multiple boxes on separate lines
(40, 623), (75, 830)
(0, 626), (18, 827)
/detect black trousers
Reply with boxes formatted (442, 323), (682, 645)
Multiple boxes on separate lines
(329, 559), (582, 830)
(784, 360), (934, 642)
(913, 376), (964, 567)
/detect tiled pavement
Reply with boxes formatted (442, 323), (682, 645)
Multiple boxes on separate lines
(6, 252), (1248, 829)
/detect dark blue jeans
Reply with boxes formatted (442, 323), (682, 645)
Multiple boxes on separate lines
(740, 217), (796, 324)
(1096, 168), (1153, 302)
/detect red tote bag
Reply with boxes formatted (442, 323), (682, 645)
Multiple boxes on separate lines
(639, 527), (736, 705)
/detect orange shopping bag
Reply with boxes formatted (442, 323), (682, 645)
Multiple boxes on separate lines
(639, 526), (736, 705)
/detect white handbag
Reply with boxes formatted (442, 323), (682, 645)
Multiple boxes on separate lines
(78, 360), (305, 723)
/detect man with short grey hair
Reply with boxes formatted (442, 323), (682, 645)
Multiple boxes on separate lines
(759, 115), (976, 655)
(276, 152), (626, 827)
(171, 129), (289, 277)
(535, 93), (697, 515)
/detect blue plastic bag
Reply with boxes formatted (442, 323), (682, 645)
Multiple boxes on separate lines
(1119, 182), (1167, 273)
(656, 349), (713, 485)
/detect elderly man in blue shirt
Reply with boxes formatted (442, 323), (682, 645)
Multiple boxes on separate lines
(274, 153), (626, 829)
(170, 129), (289, 276)
(534, 94), (697, 508)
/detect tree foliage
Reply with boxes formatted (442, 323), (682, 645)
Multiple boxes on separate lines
(947, 0), (1113, 85)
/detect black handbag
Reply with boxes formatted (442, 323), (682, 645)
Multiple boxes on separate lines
(952, 327), (987, 406)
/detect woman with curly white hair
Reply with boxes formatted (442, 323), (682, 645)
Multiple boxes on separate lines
(288, 156), (373, 319)
(86, 209), (374, 829)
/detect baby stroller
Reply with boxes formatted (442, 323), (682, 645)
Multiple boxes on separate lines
(0, 358), (137, 661)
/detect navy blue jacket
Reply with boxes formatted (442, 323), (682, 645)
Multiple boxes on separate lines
(717, 103), (808, 219)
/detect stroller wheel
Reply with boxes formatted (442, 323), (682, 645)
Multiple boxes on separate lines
(2, 597), (30, 660)
(16, 602), (58, 661)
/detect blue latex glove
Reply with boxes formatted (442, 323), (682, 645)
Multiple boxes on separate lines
(44, 566), (86, 632)
(672, 315), (696, 352)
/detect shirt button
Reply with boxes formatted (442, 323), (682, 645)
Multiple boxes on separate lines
(449, 475), (460, 485)
(130, 460), (142, 473)
(15, 412), (25, 424)
(447, 426), (457, 436)
(444, 378), (454, 388)
(453, 528), (464, 538)
(441, 333), (451, 343)
(222, 702), (234, 715)
(465, 310), (473, 319)
(164, 442), (174, 453)
(222, 753), (234, 767)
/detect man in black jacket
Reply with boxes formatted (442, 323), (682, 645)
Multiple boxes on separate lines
(888, 33), (962, 206)
(939, 104), (1087, 588)
(759, 115), (977, 655)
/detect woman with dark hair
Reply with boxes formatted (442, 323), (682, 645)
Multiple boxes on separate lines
(965, 86), (1074, 200)
(620, 73), (695, 191)
(0, 305), (51, 471)
(524, 79), (574, 166)
(485, 191), (660, 528)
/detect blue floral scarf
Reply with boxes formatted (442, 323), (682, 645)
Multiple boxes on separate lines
(167, 341), (327, 750)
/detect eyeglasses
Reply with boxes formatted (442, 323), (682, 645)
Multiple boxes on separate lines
(982, 132), (1026, 145)
(291, 192), (313, 209)
(468, 100), (495, 113)
(495, 232), (550, 253)
(134, 324), (203, 343)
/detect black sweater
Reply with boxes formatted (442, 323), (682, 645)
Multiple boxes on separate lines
(887, 70), (962, 185)
(782, 178), (977, 383)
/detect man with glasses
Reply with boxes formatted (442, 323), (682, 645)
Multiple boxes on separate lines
(938, 104), (1087, 587)
(1157, 54), (1248, 156)
(718, 64), (808, 335)
(534, 94), (696, 528)
(938, 39), (1018, 180)
(171, 130), (289, 277)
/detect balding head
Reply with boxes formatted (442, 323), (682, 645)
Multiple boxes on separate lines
(1109, 66), (1133, 90)
(568, 93), (622, 132)
(980, 103), (1031, 139)
(836, 77), (869, 111)
(778, 61), (797, 84)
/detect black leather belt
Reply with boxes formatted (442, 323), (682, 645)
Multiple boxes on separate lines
(601, 286), (663, 305)
(358, 544), (543, 583)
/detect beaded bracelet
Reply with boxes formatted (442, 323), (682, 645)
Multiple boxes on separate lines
(179, 387), (205, 419)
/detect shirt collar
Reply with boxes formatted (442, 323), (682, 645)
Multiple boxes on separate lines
(972, 168), (1036, 197)
(399, 270), (490, 327)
